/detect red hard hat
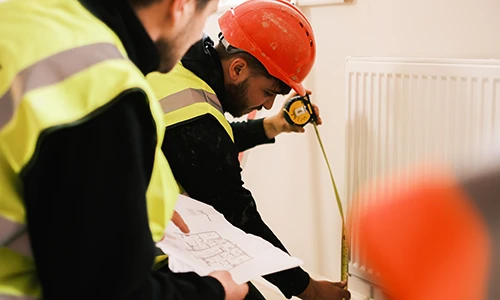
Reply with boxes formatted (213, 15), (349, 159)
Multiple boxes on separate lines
(218, 0), (316, 96)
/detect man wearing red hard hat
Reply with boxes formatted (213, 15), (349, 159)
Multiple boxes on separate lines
(147, 0), (349, 299)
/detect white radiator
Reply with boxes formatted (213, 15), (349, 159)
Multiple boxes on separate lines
(345, 57), (500, 298)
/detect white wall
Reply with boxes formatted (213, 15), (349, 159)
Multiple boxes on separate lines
(204, 0), (500, 285)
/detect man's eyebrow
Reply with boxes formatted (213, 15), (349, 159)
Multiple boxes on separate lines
(266, 89), (281, 94)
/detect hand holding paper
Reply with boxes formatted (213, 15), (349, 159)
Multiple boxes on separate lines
(156, 195), (303, 284)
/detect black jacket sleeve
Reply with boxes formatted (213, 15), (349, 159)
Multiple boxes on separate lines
(231, 118), (275, 153)
(21, 90), (225, 300)
(163, 115), (310, 299)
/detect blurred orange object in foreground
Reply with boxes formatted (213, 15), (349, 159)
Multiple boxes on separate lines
(353, 168), (496, 300)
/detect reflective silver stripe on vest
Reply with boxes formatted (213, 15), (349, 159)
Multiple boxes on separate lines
(0, 43), (124, 130)
(0, 215), (31, 258)
(0, 294), (38, 300)
(461, 166), (500, 300)
(158, 88), (223, 115)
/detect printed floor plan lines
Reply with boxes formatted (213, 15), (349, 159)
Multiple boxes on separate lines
(186, 208), (212, 222)
(178, 231), (252, 270)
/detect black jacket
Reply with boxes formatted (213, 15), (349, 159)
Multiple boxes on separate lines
(21, 2), (224, 299)
(162, 35), (311, 299)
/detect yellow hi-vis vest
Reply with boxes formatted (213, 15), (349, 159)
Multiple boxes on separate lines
(147, 63), (234, 141)
(0, 1), (179, 299)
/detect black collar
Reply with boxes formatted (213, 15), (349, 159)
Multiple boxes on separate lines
(181, 35), (227, 109)
(79, 0), (160, 75)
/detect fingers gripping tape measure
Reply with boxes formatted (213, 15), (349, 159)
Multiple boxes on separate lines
(283, 95), (350, 284)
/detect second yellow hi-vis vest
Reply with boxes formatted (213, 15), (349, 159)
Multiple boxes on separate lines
(147, 63), (234, 141)
(0, 1), (179, 299)
(147, 63), (234, 268)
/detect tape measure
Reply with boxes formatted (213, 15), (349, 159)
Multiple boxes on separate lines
(283, 95), (350, 284)
(283, 94), (315, 127)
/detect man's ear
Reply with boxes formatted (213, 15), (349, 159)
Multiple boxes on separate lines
(164, 0), (192, 23)
(228, 57), (249, 83)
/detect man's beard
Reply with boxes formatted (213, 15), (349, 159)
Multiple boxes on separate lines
(224, 79), (252, 118)
(155, 39), (177, 73)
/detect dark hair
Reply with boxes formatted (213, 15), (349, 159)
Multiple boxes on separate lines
(129, 0), (210, 11)
(128, 0), (161, 8)
(194, 0), (211, 11)
(215, 42), (291, 95)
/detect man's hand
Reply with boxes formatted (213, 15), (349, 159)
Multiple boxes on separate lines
(298, 279), (351, 300)
(209, 270), (249, 300)
(263, 90), (323, 139)
(171, 210), (190, 234)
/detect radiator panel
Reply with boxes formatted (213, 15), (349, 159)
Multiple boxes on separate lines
(345, 58), (500, 287)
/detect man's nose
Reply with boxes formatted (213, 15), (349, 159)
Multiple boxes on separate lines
(263, 98), (275, 110)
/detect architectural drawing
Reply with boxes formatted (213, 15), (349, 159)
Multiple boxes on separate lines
(178, 231), (252, 270)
